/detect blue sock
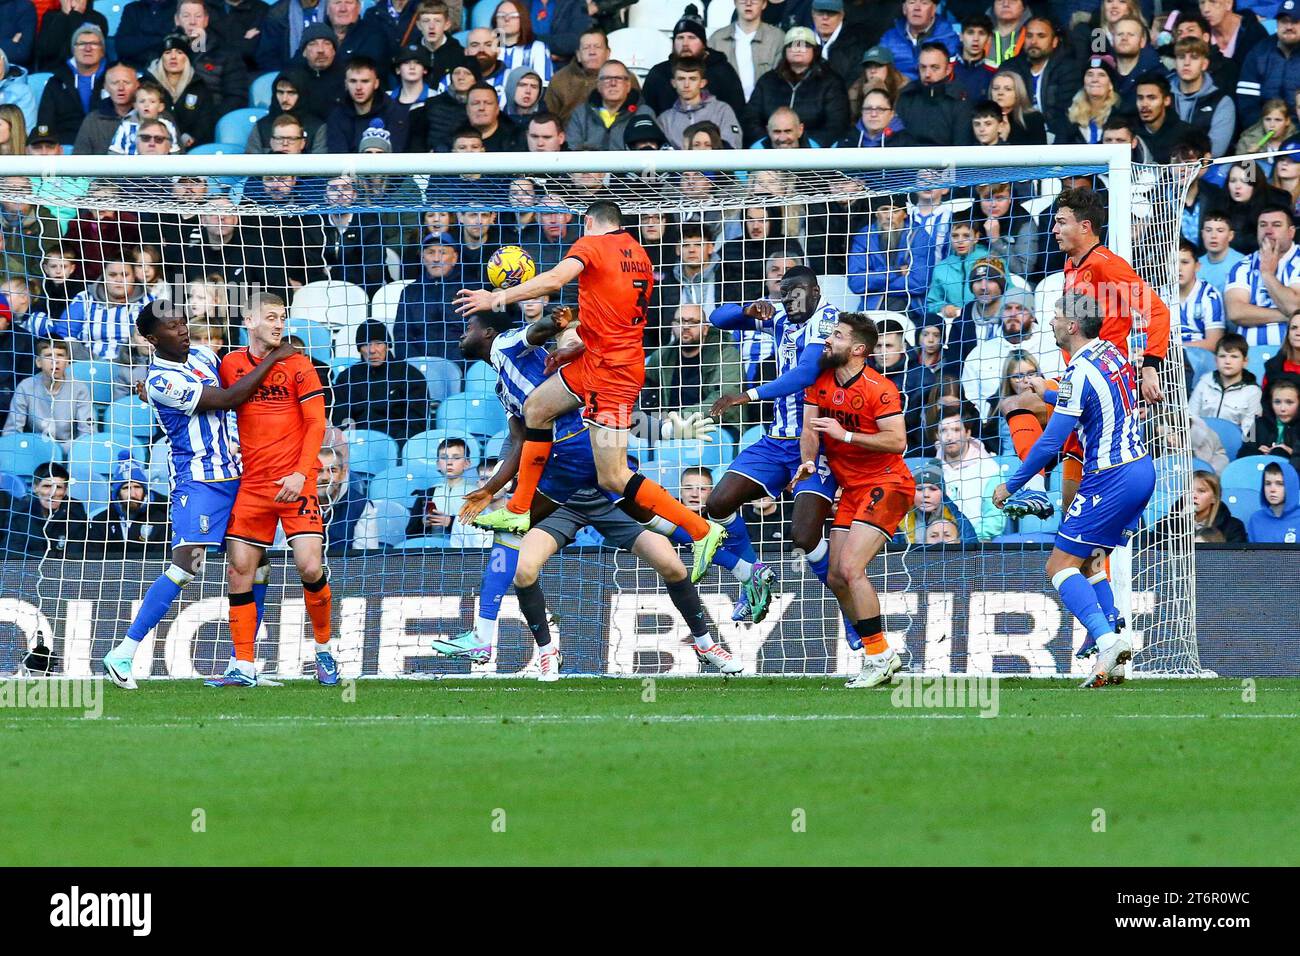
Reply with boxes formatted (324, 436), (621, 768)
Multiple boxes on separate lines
(479, 540), (520, 628)
(1089, 572), (1118, 629)
(805, 544), (861, 650)
(717, 512), (757, 564)
(669, 525), (740, 571)
(253, 581), (268, 632)
(1053, 568), (1114, 641)
(126, 570), (185, 641)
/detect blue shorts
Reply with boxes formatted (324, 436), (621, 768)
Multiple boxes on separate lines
(537, 428), (607, 506)
(727, 434), (837, 500)
(171, 478), (239, 549)
(1055, 456), (1156, 558)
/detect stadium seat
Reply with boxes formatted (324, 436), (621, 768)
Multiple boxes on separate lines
(0, 472), (27, 498)
(1221, 455), (1279, 494)
(1142, 457), (1185, 528)
(866, 310), (915, 346)
(69, 359), (117, 409)
(97, 1), (125, 34)
(437, 393), (506, 438)
(628, 0), (692, 33)
(485, 428), (509, 460)
(69, 476), (111, 510)
(1191, 457), (1216, 475)
(359, 498), (414, 546)
(147, 437), (171, 490)
(699, 427), (738, 470)
(1222, 486), (1257, 522)
(1016, 491), (1062, 534)
(905, 456), (941, 478)
(370, 280), (413, 323)
(67, 435), (140, 482)
(0, 433), (62, 476)
(1035, 272), (1066, 325)
(739, 423), (765, 451)
(329, 355), (360, 380)
(26, 72), (51, 108)
(994, 532), (1056, 544)
(818, 273), (857, 312)
(652, 439), (705, 473)
(637, 460), (672, 492)
(463, 360), (496, 395)
(608, 28), (672, 77)
(105, 396), (156, 440)
(285, 316), (335, 365)
(188, 142), (245, 155)
(397, 535), (456, 549)
(346, 429), (399, 475)
(1201, 417), (1243, 460)
(1246, 346), (1277, 384)
(993, 455), (1019, 479)
(705, 0), (734, 31)
(291, 281), (370, 328)
(403, 428), (482, 468)
(453, 29), (469, 44)
(215, 108), (267, 146)
(407, 355), (464, 403)
(250, 72), (278, 109)
(367, 464), (441, 508)
(470, 0), (496, 28)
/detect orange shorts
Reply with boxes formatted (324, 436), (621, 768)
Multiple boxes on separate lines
(558, 350), (645, 430)
(831, 479), (916, 536)
(226, 485), (324, 547)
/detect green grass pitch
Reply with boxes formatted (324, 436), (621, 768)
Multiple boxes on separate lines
(2, 678), (1296, 866)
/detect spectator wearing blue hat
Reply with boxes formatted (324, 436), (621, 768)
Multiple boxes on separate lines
(84, 453), (171, 559)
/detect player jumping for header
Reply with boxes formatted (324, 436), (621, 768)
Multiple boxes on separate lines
(101, 301), (296, 689)
(793, 313), (915, 688)
(453, 200), (726, 583)
(208, 293), (335, 688)
(993, 291), (1156, 688)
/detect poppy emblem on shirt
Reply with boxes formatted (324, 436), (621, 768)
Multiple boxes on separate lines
(833, 389), (845, 405)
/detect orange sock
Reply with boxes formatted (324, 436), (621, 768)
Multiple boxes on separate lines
(229, 592), (258, 662)
(1006, 409), (1044, 462)
(303, 577), (332, 645)
(507, 430), (553, 514)
(856, 614), (888, 655)
(631, 475), (709, 539)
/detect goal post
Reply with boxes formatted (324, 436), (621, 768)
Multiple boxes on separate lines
(0, 145), (1207, 679)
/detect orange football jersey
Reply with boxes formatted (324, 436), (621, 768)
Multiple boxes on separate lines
(1064, 243), (1171, 364)
(804, 366), (909, 486)
(220, 349), (326, 497)
(564, 229), (653, 366)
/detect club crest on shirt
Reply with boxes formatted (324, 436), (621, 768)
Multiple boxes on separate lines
(199, 515), (209, 533)
(1057, 378), (1074, 403)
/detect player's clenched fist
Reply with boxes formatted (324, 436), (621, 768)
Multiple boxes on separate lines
(744, 300), (775, 322)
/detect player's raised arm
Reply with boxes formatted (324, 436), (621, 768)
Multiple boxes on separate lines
(709, 300), (773, 331)
(195, 340), (298, 411)
(454, 258), (585, 315)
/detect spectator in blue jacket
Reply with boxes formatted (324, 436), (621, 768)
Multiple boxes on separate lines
(847, 194), (936, 317)
(878, 0), (959, 82)
(0, 48), (35, 131)
(116, 0), (179, 70)
(1235, 1), (1300, 131)
(392, 230), (464, 362)
(36, 22), (107, 144)
(1247, 459), (1300, 542)
(0, 0), (35, 68)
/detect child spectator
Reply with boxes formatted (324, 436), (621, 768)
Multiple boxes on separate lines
(1188, 333), (1263, 437)
(1234, 98), (1294, 157)
(1247, 460), (1300, 543)
(1239, 379), (1300, 471)
(107, 79), (178, 155)
(936, 402), (1004, 540)
(897, 461), (978, 544)
(1262, 312), (1300, 391)
(130, 245), (170, 302)
(1197, 212), (1245, 294)
(925, 519), (961, 544)
(915, 317), (948, 374)
(406, 437), (475, 537)
(1177, 238), (1225, 354)
(1191, 469), (1247, 543)
(40, 245), (83, 319)
(1, 338), (94, 451)
(679, 466), (714, 516)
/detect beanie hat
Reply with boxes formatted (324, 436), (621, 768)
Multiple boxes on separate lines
(358, 121), (393, 153)
(672, 5), (708, 44)
(356, 319), (392, 347)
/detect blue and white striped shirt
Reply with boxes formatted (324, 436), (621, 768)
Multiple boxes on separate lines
(1179, 279), (1226, 343)
(489, 325), (585, 441)
(1225, 244), (1300, 347)
(766, 300), (839, 439)
(500, 42), (554, 84)
(1054, 338), (1147, 475)
(910, 204), (951, 262)
(145, 345), (241, 484)
(42, 290), (153, 360)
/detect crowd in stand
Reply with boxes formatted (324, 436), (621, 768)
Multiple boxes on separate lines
(2, 0), (1300, 556)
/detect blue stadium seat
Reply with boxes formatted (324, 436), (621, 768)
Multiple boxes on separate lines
(1191, 457), (1216, 475)
(453, 29), (470, 44)
(397, 535), (457, 549)
(346, 430), (399, 475)
(463, 360), (496, 395)
(485, 428), (509, 460)
(98, 1), (125, 36)
(1143, 457), (1185, 528)
(993, 455), (1019, 479)
(739, 424), (765, 451)
(653, 439), (704, 472)
(188, 142), (245, 155)
(27, 71), (52, 108)
(0, 472), (27, 498)
(105, 395), (156, 440)
(1221, 455), (1278, 494)
(1246, 346), (1276, 384)
(285, 317), (334, 364)
(215, 108), (267, 146)
(1222, 486), (1257, 523)
(407, 356), (463, 403)
(994, 532), (1056, 545)
(470, 0), (497, 28)
(403, 429), (482, 468)
(1202, 416), (1243, 460)
(0, 433), (63, 476)
(69, 359), (117, 408)
(329, 355), (359, 380)
(699, 426), (738, 470)
(67, 435), (140, 482)
(250, 72), (278, 109)
(637, 460), (671, 492)
(905, 456), (941, 478)
(367, 463), (441, 508)
(437, 393), (506, 439)
(1015, 491), (1062, 534)
(1047, 460), (1065, 491)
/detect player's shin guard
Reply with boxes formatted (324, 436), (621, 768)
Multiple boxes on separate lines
(625, 472), (709, 539)
(252, 557), (271, 634)
(516, 581), (552, 648)
(477, 535), (521, 644)
(302, 573), (332, 650)
(125, 563), (194, 642)
(666, 577), (712, 649)
(228, 591), (258, 663)
(856, 615), (888, 656)
(804, 540), (861, 650)
(506, 427), (553, 515)
(1088, 571), (1119, 629)
(1006, 409), (1044, 463)
(1052, 568), (1115, 646)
